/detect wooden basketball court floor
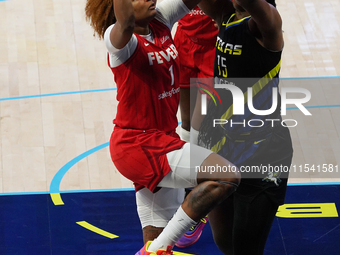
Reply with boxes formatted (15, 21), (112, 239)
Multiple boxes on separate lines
(0, 0), (340, 254)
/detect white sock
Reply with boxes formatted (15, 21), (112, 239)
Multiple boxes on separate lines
(180, 126), (190, 143)
(148, 206), (197, 252)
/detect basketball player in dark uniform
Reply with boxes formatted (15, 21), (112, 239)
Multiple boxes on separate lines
(196, 0), (293, 254)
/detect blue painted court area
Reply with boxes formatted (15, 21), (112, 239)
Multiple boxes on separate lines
(0, 184), (339, 255)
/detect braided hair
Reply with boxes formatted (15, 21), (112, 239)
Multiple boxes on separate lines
(198, 88), (230, 149)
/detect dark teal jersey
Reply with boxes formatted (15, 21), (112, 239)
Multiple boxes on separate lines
(214, 14), (282, 79)
(204, 13), (292, 167)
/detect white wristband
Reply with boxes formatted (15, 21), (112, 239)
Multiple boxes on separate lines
(180, 127), (190, 142)
(190, 127), (199, 145)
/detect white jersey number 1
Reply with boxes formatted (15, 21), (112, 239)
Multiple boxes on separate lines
(169, 65), (174, 86)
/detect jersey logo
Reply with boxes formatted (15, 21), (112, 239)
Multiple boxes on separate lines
(216, 36), (243, 55)
(160, 36), (170, 44)
(147, 44), (178, 65)
(254, 139), (266, 145)
(144, 43), (150, 46)
(262, 171), (281, 186)
(188, 9), (205, 16)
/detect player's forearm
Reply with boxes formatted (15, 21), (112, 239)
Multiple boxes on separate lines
(114, 0), (135, 32)
(110, 0), (135, 50)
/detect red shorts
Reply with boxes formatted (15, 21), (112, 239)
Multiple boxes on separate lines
(109, 127), (186, 192)
(174, 28), (216, 88)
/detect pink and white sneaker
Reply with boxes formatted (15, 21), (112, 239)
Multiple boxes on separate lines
(175, 216), (208, 248)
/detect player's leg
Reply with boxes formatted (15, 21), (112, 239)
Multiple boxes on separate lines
(175, 37), (211, 245)
(232, 189), (280, 255)
(175, 43), (217, 248)
(178, 92), (210, 248)
(227, 126), (292, 254)
(137, 143), (240, 254)
(208, 181), (282, 255)
(136, 187), (185, 243)
(207, 195), (235, 254)
(209, 159), (291, 255)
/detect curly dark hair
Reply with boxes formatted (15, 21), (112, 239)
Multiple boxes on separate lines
(85, 0), (116, 39)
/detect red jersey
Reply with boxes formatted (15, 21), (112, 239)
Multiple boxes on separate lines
(109, 19), (180, 133)
(177, 6), (218, 41)
(108, 19), (185, 192)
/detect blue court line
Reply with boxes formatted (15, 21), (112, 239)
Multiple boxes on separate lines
(0, 88), (117, 102)
(0, 190), (135, 197)
(0, 183), (339, 197)
(49, 142), (109, 193)
(288, 182), (340, 186)
(0, 189), (136, 197)
(281, 76), (340, 80)
(0, 75), (338, 102)
(287, 104), (340, 110)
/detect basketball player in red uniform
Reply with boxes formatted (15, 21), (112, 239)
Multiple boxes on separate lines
(85, 0), (240, 254)
(173, 6), (219, 248)
(174, 6), (218, 142)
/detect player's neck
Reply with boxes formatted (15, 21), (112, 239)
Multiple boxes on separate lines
(235, 10), (250, 21)
(134, 17), (155, 35)
(134, 25), (150, 36)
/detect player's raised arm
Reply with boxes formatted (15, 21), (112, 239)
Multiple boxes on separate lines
(109, 0), (135, 49)
(236, 0), (283, 51)
(198, 0), (234, 26)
